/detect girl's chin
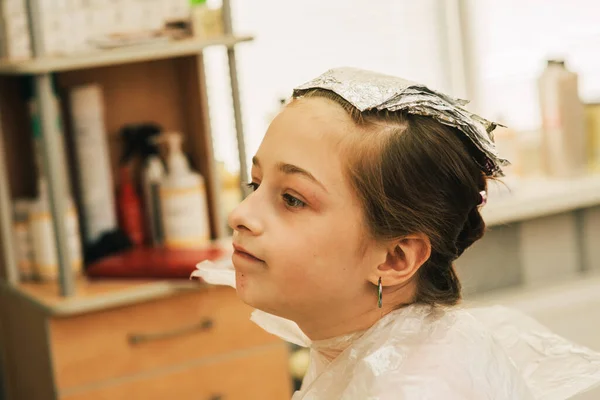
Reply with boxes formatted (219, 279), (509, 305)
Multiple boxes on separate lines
(235, 270), (247, 291)
(234, 271), (278, 314)
(235, 271), (258, 305)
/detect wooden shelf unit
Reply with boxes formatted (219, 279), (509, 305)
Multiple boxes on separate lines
(0, 1), (292, 399)
(0, 35), (253, 75)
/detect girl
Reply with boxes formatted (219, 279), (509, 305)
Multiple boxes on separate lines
(194, 68), (600, 399)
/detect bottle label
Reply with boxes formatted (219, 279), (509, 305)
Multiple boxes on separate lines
(160, 183), (210, 248)
(29, 207), (83, 280)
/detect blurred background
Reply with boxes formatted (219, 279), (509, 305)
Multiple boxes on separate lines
(0, 0), (599, 399)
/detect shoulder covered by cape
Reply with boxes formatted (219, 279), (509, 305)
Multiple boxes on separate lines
(192, 261), (600, 400)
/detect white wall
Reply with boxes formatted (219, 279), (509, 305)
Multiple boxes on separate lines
(465, 0), (600, 131)
(205, 0), (450, 173)
(206, 1), (600, 171)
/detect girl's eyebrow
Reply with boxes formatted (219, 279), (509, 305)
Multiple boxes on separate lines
(252, 156), (328, 193)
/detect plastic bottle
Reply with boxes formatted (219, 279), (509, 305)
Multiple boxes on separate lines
(159, 132), (210, 249)
(68, 84), (118, 245)
(29, 179), (83, 281)
(139, 124), (165, 246)
(538, 59), (587, 178)
(190, 0), (209, 38)
(190, 0), (223, 39)
(117, 165), (145, 247)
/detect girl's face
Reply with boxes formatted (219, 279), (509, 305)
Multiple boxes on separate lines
(228, 98), (386, 334)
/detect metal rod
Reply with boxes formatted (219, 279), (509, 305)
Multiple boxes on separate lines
(437, 0), (468, 99)
(36, 76), (75, 297)
(227, 49), (250, 197)
(222, 0), (250, 197)
(196, 54), (225, 238)
(0, 111), (19, 285)
(455, 0), (479, 111)
(26, 0), (76, 296)
(222, 0), (234, 36)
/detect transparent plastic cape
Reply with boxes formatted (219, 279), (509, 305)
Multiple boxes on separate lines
(191, 261), (600, 399)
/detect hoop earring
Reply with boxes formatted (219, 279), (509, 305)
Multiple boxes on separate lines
(377, 277), (383, 308)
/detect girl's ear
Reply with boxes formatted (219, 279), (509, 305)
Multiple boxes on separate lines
(368, 233), (431, 287)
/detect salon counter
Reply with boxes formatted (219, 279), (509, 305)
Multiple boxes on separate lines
(0, 278), (292, 400)
(482, 174), (600, 227)
(458, 174), (600, 295)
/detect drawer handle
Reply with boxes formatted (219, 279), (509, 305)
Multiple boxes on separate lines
(208, 396), (223, 400)
(127, 318), (213, 345)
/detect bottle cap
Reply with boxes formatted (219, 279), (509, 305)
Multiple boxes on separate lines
(158, 132), (190, 175)
(139, 124), (163, 159)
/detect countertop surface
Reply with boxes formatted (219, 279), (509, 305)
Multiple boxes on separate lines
(483, 174), (600, 226)
(1, 277), (207, 317)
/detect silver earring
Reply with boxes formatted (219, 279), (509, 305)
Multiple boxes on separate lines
(377, 277), (383, 308)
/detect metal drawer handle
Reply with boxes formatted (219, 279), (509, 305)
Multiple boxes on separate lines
(208, 395), (223, 400)
(127, 318), (213, 345)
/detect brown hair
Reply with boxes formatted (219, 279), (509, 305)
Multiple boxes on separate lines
(293, 89), (489, 306)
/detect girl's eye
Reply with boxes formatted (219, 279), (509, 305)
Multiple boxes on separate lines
(282, 193), (306, 208)
(246, 182), (259, 191)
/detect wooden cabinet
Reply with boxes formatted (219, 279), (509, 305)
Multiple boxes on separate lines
(61, 344), (290, 400)
(50, 288), (281, 390)
(0, 283), (292, 400)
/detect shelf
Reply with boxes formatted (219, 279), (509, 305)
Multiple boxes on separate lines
(0, 34), (253, 75)
(483, 174), (600, 227)
(0, 237), (233, 315)
(0, 277), (206, 316)
(466, 272), (600, 316)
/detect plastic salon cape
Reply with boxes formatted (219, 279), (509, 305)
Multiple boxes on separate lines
(192, 261), (600, 400)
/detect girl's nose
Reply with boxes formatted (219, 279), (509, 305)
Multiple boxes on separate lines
(228, 192), (264, 236)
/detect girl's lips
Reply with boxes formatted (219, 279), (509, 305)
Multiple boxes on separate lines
(232, 244), (264, 262)
(233, 250), (264, 263)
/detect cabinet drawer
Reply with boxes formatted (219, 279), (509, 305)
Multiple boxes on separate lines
(50, 286), (280, 390)
(60, 343), (292, 400)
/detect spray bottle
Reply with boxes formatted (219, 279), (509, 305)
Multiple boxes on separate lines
(159, 132), (210, 249)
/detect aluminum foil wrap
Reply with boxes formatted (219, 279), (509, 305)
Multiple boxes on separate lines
(293, 67), (509, 177)
(192, 261), (600, 399)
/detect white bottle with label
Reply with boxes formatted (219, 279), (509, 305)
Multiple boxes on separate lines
(69, 84), (118, 244)
(29, 179), (83, 281)
(159, 132), (210, 249)
(538, 59), (587, 178)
